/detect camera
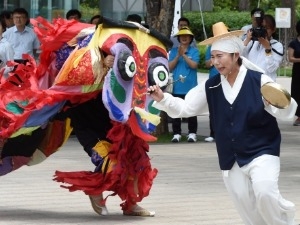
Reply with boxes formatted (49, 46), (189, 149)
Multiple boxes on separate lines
(250, 11), (267, 41)
(250, 27), (267, 40)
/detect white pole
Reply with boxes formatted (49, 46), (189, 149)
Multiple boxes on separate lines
(197, 0), (207, 39)
(171, 0), (182, 36)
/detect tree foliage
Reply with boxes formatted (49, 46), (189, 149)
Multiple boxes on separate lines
(80, 0), (99, 8)
(213, 0), (281, 12)
(213, 0), (240, 11)
(297, 0), (300, 18)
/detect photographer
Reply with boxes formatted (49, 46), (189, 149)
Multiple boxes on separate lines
(240, 8), (265, 41)
(243, 14), (284, 81)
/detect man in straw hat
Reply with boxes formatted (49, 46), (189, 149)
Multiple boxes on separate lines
(168, 26), (200, 143)
(148, 21), (298, 225)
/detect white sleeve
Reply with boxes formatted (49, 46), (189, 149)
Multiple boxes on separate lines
(152, 81), (209, 118)
(6, 43), (14, 62)
(264, 41), (283, 75)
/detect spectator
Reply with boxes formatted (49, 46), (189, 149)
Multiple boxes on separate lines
(0, 10), (13, 28)
(149, 21), (297, 225)
(0, 17), (14, 81)
(240, 8), (265, 41)
(204, 45), (218, 142)
(126, 14), (142, 24)
(90, 14), (101, 25)
(243, 14), (283, 81)
(3, 8), (40, 63)
(205, 45), (219, 84)
(66, 9), (81, 21)
(288, 20), (300, 126)
(170, 17), (197, 48)
(168, 27), (200, 142)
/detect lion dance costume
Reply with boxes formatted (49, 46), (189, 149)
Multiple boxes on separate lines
(0, 16), (172, 216)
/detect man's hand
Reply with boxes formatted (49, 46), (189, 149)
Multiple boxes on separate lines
(147, 84), (164, 102)
(104, 55), (115, 68)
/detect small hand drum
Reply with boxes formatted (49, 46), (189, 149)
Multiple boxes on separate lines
(261, 82), (291, 109)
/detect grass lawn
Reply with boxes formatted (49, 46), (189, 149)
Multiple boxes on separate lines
(277, 66), (292, 77)
(153, 132), (174, 143)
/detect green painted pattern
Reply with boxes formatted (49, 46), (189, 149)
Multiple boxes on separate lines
(148, 100), (160, 115)
(110, 71), (126, 103)
(6, 100), (29, 114)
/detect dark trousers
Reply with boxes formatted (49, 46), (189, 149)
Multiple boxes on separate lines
(172, 94), (198, 135)
(209, 115), (215, 138)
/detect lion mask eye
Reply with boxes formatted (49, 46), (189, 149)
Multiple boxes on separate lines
(148, 62), (169, 88)
(117, 51), (136, 81)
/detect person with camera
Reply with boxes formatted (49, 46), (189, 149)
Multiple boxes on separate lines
(240, 8), (265, 41)
(243, 14), (284, 81)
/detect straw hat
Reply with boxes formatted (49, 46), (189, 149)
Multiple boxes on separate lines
(174, 26), (194, 37)
(199, 22), (244, 45)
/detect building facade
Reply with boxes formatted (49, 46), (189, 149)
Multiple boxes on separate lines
(1, 0), (212, 24)
(1, 0), (80, 21)
(99, 0), (212, 22)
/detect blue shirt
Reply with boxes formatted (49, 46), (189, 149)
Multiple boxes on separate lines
(205, 45), (219, 78)
(169, 45), (200, 94)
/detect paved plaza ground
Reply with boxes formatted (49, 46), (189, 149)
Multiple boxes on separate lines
(0, 76), (299, 225)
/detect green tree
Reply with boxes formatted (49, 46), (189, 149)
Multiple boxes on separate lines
(281, 0), (297, 39)
(213, 0), (282, 11)
(145, 0), (175, 135)
(80, 0), (99, 8)
(213, 0), (239, 11)
(238, 0), (250, 11)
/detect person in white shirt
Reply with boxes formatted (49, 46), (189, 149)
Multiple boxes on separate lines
(3, 8), (40, 63)
(243, 14), (283, 81)
(0, 17), (14, 81)
(240, 8), (265, 41)
(148, 22), (297, 225)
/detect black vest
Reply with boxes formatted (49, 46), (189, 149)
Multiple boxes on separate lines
(205, 70), (281, 170)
